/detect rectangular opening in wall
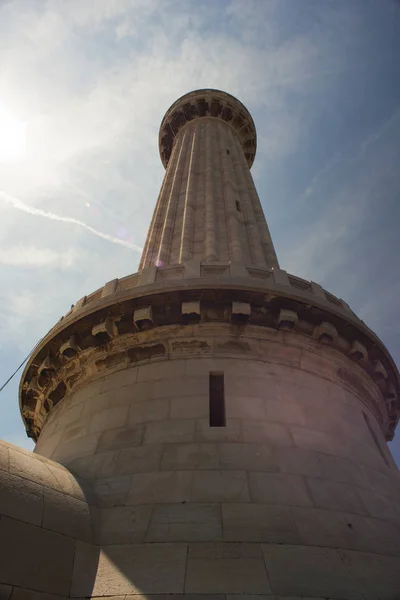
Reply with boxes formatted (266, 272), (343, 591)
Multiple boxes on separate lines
(362, 411), (390, 467)
(209, 371), (226, 427)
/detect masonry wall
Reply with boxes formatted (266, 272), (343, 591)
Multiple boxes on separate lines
(29, 327), (400, 599)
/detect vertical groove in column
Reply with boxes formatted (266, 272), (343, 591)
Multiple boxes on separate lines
(242, 152), (280, 269)
(141, 134), (180, 268)
(218, 122), (244, 264)
(157, 129), (189, 266)
(179, 123), (198, 263)
(228, 128), (266, 268)
(204, 121), (218, 261)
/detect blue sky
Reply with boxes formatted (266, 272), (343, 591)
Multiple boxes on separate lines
(0, 0), (400, 462)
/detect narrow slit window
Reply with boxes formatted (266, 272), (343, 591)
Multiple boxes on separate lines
(226, 149), (230, 155)
(209, 371), (226, 427)
(236, 200), (241, 212)
(362, 411), (390, 467)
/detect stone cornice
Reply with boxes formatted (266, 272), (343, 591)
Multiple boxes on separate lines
(19, 266), (400, 442)
(159, 89), (257, 168)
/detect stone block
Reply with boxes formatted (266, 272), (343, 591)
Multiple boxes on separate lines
(126, 471), (192, 505)
(306, 477), (366, 514)
(300, 351), (336, 380)
(291, 506), (350, 538)
(185, 543), (271, 594)
(360, 489), (399, 522)
(61, 423), (89, 443)
(191, 470), (250, 502)
(264, 399), (306, 425)
(170, 396), (208, 419)
(81, 394), (111, 417)
(0, 470), (43, 526)
(137, 360), (185, 382)
(42, 487), (92, 542)
(115, 445), (163, 476)
(317, 453), (367, 487)
(226, 396), (265, 420)
(161, 443), (219, 470)
(144, 420), (195, 444)
(8, 589), (63, 600)
(225, 376), (281, 401)
(69, 450), (119, 479)
(242, 421), (292, 446)
(152, 377), (208, 399)
(222, 503), (300, 542)
(97, 424), (144, 453)
(89, 405), (129, 434)
(70, 540), (100, 597)
(128, 398), (170, 424)
(91, 475), (131, 507)
(59, 403), (83, 428)
(100, 367), (139, 393)
(218, 443), (278, 472)
(9, 449), (56, 488)
(273, 446), (322, 477)
(290, 426), (342, 456)
(92, 543), (187, 594)
(47, 463), (86, 500)
(262, 544), (363, 598)
(339, 549), (400, 600)
(34, 430), (63, 459)
(195, 419), (242, 442)
(0, 516), (74, 595)
(51, 433), (100, 464)
(146, 503), (222, 542)
(99, 504), (153, 544)
(248, 472), (313, 507)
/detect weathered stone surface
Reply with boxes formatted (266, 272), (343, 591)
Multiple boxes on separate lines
(218, 443), (278, 471)
(339, 549), (400, 600)
(0, 470), (43, 526)
(195, 419), (242, 442)
(262, 544), (363, 598)
(129, 398), (170, 425)
(115, 445), (163, 475)
(126, 471), (192, 505)
(0, 516), (74, 596)
(89, 405), (129, 434)
(70, 540), (100, 597)
(97, 424), (144, 453)
(242, 421), (292, 446)
(185, 543), (271, 594)
(306, 477), (366, 514)
(161, 443), (219, 470)
(146, 503), (222, 542)
(170, 396), (208, 419)
(222, 503), (300, 543)
(99, 505), (153, 544)
(144, 420), (195, 444)
(248, 472), (313, 506)
(92, 543), (187, 594)
(42, 487), (92, 541)
(191, 470), (250, 502)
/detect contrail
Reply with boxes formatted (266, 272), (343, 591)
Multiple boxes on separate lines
(0, 190), (143, 253)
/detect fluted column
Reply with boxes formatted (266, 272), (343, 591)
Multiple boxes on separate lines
(140, 98), (279, 272)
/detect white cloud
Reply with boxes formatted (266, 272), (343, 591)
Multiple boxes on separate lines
(0, 245), (77, 268)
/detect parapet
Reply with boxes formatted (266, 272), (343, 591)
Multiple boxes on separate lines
(159, 88), (257, 168)
(19, 264), (400, 442)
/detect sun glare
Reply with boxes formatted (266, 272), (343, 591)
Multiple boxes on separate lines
(0, 105), (27, 164)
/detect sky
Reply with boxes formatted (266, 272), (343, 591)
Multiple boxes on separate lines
(0, 0), (400, 463)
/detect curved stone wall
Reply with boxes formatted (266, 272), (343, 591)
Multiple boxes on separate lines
(0, 440), (96, 599)
(31, 326), (400, 598)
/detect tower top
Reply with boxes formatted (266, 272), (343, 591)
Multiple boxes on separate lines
(159, 88), (257, 168)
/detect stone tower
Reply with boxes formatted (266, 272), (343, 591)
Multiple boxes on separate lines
(1, 89), (400, 599)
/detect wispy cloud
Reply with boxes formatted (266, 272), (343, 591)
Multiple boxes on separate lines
(0, 191), (143, 252)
